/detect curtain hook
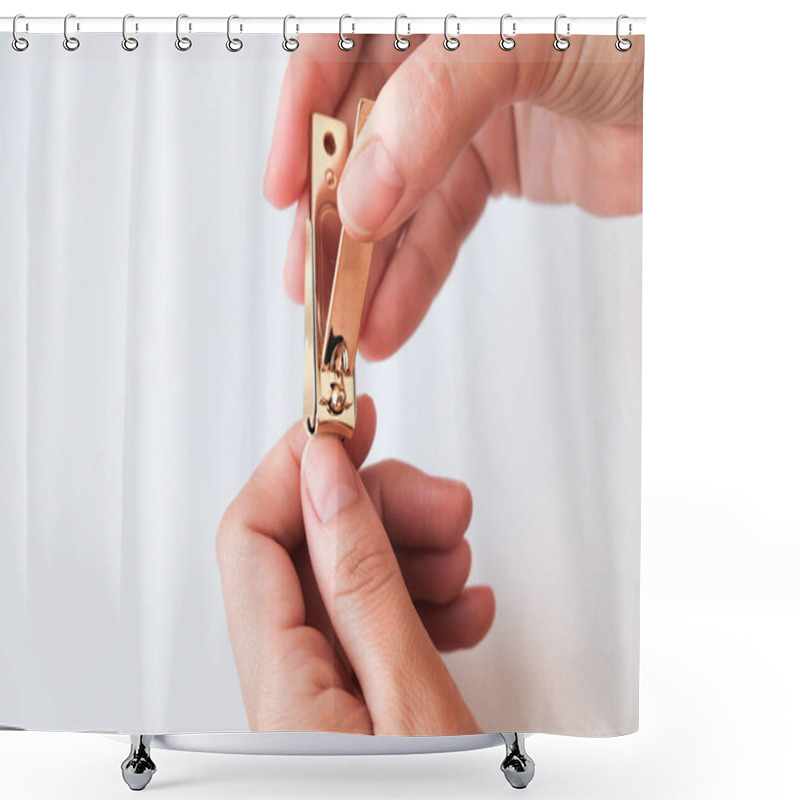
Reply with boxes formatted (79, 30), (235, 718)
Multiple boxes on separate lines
(226, 15), (243, 51)
(63, 13), (80, 51)
(283, 15), (299, 52)
(175, 14), (192, 50)
(554, 14), (570, 51)
(615, 14), (632, 52)
(12, 14), (29, 51)
(499, 14), (516, 51)
(443, 14), (460, 51)
(339, 14), (355, 51)
(122, 14), (139, 51)
(394, 14), (410, 50)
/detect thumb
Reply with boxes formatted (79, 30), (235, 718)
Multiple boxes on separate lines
(300, 434), (479, 735)
(337, 35), (516, 242)
(338, 34), (643, 242)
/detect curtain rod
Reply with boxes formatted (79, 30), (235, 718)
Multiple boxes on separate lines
(1, 16), (646, 37)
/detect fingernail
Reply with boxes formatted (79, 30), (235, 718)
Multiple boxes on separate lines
(339, 137), (405, 238)
(302, 436), (359, 524)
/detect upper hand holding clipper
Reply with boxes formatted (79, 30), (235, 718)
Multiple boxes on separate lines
(265, 34), (643, 360)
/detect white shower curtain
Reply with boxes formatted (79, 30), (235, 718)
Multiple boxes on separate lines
(1, 30), (641, 737)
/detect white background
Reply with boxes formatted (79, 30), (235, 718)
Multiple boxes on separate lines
(1, 1), (798, 799)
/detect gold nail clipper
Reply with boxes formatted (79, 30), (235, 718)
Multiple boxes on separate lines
(304, 98), (375, 439)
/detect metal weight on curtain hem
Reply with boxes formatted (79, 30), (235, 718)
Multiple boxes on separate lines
(5, 13), (640, 52)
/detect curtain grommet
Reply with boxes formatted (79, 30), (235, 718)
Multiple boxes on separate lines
(175, 14), (192, 51)
(615, 14), (632, 52)
(339, 14), (355, 51)
(283, 15), (299, 52)
(12, 14), (29, 51)
(554, 14), (570, 51)
(394, 15), (410, 51)
(63, 13), (80, 51)
(499, 14), (516, 51)
(226, 15), (243, 52)
(443, 14), (460, 51)
(121, 14), (139, 52)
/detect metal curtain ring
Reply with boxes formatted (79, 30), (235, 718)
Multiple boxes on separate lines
(339, 14), (355, 51)
(615, 14), (632, 51)
(12, 14), (29, 51)
(226, 15), (243, 51)
(394, 14), (410, 50)
(499, 14), (515, 50)
(122, 14), (139, 51)
(176, 14), (192, 50)
(63, 13), (80, 51)
(283, 15), (299, 52)
(443, 14), (460, 51)
(554, 14), (570, 51)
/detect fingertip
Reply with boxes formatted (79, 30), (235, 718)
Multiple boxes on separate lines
(263, 167), (289, 209)
(282, 199), (309, 304)
(282, 256), (304, 304)
(343, 394), (377, 470)
(458, 536), (472, 579)
(357, 339), (381, 363)
(461, 482), (474, 529)
(354, 393), (378, 445)
(479, 584), (496, 617)
(263, 160), (302, 210)
(358, 326), (396, 362)
(358, 315), (400, 363)
(437, 477), (473, 535)
(468, 584), (496, 640)
(358, 277), (420, 362)
(262, 169), (271, 204)
(356, 392), (377, 427)
(357, 336), (380, 363)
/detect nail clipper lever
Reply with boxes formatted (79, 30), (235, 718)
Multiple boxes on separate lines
(304, 98), (375, 438)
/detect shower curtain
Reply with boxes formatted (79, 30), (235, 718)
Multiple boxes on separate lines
(0, 25), (643, 740)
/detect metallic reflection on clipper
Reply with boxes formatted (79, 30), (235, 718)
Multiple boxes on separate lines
(304, 98), (375, 439)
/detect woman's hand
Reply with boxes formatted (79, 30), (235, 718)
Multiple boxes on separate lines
(216, 395), (495, 734)
(265, 34), (643, 360)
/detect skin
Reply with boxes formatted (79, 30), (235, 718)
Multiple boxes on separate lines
(264, 33), (644, 360)
(217, 395), (495, 734)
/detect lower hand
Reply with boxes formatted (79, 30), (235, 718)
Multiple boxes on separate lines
(216, 395), (495, 734)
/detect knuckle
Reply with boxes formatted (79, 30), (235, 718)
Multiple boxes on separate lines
(403, 59), (454, 167)
(333, 538), (396, 604)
